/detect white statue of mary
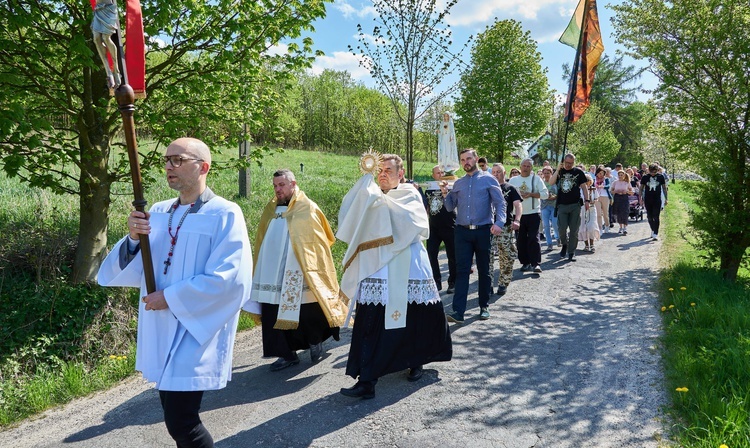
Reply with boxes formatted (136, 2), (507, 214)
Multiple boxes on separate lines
(437, 112), (459, 175)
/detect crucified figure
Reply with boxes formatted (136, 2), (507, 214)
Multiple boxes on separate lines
(92, 0), (121, 89)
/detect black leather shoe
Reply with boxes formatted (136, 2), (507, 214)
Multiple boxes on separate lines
(309, 342), (324, 364)
(407, 366), (424, 382)
(568, 253), (577, 262)
(559, 244), (568, 258)
(496, 285), (507, 296)
(270, 355), (300, 371)
(340, 381), (375, 399)
(446, 284), (455, 294)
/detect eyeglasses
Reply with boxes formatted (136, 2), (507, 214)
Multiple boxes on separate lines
(163, 155), (204, 168)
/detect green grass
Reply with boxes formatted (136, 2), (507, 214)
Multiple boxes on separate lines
(658, 181), (750, 447)
(0, 147), (438, 428)
(7, 155), (749, 439)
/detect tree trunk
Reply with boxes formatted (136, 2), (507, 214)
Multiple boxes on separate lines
(72, 71), (112, 283)
(719, 252), (741, 283)
(73, 138), (111, 283)
(405, 116), (415, 179)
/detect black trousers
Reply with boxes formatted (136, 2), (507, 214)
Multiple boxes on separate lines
(426, 225), (456, 289)
(645, 200), (662, 234)
(159, 390), (213, 448)
(516, 213), (542, 265)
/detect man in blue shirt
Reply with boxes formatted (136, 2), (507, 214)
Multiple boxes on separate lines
(442, 149), (506, 323)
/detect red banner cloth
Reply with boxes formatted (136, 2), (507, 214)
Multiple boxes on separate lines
(124, 0), (146, 98)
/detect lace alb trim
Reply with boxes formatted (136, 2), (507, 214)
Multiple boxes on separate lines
(356, 278), (440, 305)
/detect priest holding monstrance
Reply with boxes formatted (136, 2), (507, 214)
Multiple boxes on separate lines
(336, 151), (452, 400)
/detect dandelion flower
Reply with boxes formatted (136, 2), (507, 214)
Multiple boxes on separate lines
(109, 355), (116, 359)
(680, 286), (687, 290)
(669, 304), (675, 309)
(675, 387), (689, 392)
(669, 288), (674, 291)
(661, 306), (667, 312)
(691, 303), (696, 307)
(719, 444), (728, 448)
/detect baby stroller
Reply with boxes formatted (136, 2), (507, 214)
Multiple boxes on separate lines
(629, 193), (644, 221)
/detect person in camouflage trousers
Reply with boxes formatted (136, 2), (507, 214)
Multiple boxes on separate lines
(489, 163), (522, 296)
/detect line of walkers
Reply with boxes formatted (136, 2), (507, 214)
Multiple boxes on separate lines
(96, 139), (668, 447)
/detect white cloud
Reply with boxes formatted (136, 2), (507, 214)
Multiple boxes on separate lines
(448, 0), (569, 26)
(356, 32), (388, 45)
(333, 0), (377, 19)
(266, 42), (288, 56)
(147, 36), (168, 49)
(311, 51), (372, 80)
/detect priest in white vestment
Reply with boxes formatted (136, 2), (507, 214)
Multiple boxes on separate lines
(243, 169), (348, 371)
(337, 153), (452, 400)
(98, 138), (252, 448)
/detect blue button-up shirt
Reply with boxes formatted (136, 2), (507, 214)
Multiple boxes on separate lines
(444, 170), (506, 227)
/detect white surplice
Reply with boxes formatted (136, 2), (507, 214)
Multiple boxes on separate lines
(249, 206), (316, 306)
(97, 197), (253, 391)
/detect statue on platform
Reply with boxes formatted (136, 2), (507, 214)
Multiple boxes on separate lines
(437, 112), (459, 176)
(92, 0), (121, 89)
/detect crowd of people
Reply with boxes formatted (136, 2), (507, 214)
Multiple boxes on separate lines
(96, 137), (668, 447)
(422, 150), (669, 320)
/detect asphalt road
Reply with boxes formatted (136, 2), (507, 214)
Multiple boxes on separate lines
(2, 216), (667, 447)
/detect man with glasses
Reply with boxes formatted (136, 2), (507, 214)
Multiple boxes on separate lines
(98, 138), (253, 448)
(639, 163), (668, 240)
(244, 169), (348, 371)
(548, 153), (590, 261)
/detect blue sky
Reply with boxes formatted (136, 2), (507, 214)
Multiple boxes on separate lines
(296, 0), (656, 106)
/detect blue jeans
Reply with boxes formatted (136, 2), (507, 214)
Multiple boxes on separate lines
(541, 205), (558, 247)
(452, 225), (492, 319)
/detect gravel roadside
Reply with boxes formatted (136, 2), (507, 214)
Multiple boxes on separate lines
(1, 216), (667, 447)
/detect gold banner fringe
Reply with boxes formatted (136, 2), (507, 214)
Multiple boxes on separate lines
(273, 319), (300, 331)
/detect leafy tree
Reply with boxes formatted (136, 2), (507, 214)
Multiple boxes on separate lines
(350, 0), (470, 178)
(0, 0), (328, 282)
(613, 0), (750, 281)
(563, 55), (651, 165)
(640, 114), (686, 178)
(568, 102), (620, 164)
(291, 70), (404, 153)
(544, 105), (568, 165)
(455, 19), (552, 163)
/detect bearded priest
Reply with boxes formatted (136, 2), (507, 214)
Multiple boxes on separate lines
(243, 169), (348, 371)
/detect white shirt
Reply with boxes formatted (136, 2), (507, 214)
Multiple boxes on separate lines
(508, 174), (549, 214)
